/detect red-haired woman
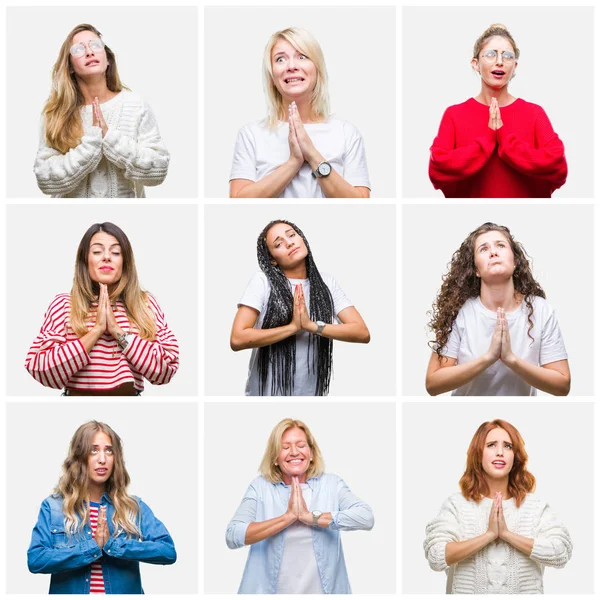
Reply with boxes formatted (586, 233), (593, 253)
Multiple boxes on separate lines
(424, 420), (572, 594)
(426, 223), (570, 396)
(428, 24), (567, 198)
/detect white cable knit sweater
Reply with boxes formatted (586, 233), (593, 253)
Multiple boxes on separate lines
(34, 91), (169, 198)
(424, 493), (572, 594)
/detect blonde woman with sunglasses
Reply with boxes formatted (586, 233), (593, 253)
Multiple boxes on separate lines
(34, 24), (169, 198)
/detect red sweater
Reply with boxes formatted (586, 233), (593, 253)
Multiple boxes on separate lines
(25, 294), (179, 391)
(429, 98), (567, 198)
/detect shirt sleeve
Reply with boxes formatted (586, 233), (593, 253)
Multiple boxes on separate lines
(121, 295), (179, 385)
(539, 305), (568, 366)
(497, 106), (567, 193)
(328, 477), (374, 531)
(27, 499), (101, 574)
(33, 120), (104, 196)
(429, 107), (497, 196)
(423, 496), (461, 572)
(102, 499), (176, 565)
(238, 272), (268, 314)
(530, 502), (572, 568)
(230, 125), (258, 182)
(102, 102), (170, 186)
(225, 480), (259, 549)
(325, 275), (353, 321)
(439, 313), (462, 359)
(24, 295), (90, 389)
(341, 122), (371, 189)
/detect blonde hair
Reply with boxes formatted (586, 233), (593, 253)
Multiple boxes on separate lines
(43, 24), (127, 153)
(55, 421), (142, 538)
(473, 23), (520, 60)
(70, 222), (157, 340)
(262, 27), (330, 129)
(259, 418), (325, 483)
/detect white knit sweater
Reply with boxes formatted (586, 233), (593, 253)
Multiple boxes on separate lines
(424, 493), (572, 594)
(34, 91), (169, 198)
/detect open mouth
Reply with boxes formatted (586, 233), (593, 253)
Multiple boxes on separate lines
(287, 458), (304, 464)
(492, 461), (506, 468)
(284, 77), (305, 84)
(95, 468), (108, 475)
(491, 70), (505, 77)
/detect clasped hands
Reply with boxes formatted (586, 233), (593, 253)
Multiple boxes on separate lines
(291, 283), (318, 335)
(488, 97), (503, 131)
(287, 101), (324, 171)
(485, 307), (516, 367)
(93, 283), (124, 340)
(94, 505), (110, 549)
(487, 491), (509, 542)
(285, 475), (314, 526)
(92, 97), (108, 138)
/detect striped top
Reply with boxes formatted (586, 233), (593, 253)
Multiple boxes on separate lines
(25, 293), (179, 391)
(89, 503), (106, 594)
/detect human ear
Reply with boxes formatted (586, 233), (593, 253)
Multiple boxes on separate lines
(471, 58), (480, 73)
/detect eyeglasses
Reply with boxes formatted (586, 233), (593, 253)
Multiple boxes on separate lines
(70, 39), (105, 58)
(480, 49), (516, 64)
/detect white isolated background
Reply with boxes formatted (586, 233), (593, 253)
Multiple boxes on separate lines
(403, 402), (594, 594)
(6, 401), (198, 594)
(204, 6), (396, 198)
(402, 6), (593, 198)
(6, 204), (198, 396)
(204, 203), (396, 396)
(6, 6), (198, 198)
(402, 204), (594, 396)
(204, 401), (396, 594)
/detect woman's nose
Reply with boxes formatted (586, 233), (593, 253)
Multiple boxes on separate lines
(98, 452), (106, 464)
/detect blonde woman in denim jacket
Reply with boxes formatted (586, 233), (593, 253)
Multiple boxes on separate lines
(226, 418), (374, 594)
(27, 421), (176, 594)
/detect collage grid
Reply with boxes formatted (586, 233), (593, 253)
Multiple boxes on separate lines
(0, 0), (598, 598)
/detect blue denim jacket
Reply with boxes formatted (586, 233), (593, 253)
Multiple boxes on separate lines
(226, 473), (374, 594)
(28, 493), (176, 594)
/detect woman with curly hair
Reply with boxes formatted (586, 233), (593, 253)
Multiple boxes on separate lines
(424, 419), (572, 594)
(428, 24), (567, 198)
(27, 421), (176, 593)
(34, 24), (169, 198)
(230, 219), (370, 395)
(426, 222), (570, 396)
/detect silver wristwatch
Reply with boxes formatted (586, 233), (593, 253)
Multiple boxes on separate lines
(117, 333), (133, 349)
(315, 321), (326, 336)
(312, 161), (332, 178)
(312, 510), (323, 527)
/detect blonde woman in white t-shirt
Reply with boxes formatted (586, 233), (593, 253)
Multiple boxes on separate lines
(229, 27), (371, 199)
(426, 222), (570, 396)
(230, 219), (370, 396)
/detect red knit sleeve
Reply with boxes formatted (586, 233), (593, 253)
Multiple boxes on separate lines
(497, 106), (567, 192)
(429, 107), (497, 194)
(24, 295), (90, 389)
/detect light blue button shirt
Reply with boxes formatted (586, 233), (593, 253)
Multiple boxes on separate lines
(226, 473), (374, 594)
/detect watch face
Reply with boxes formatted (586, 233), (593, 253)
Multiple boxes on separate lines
(318, 162), (331, 176)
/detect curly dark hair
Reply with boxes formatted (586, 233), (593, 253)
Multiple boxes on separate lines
(428, 223), (545, 357)
(256, 220), (334, 396)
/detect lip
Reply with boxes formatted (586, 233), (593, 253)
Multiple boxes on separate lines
(95, 468), (108, 475)
(284, 77), (305, 84)
(86, 59), (100, 66)
(99, 266), (114, 272)
(286, 458), (305, 464)
(288, 247), (301, 257)
(491, 70), (506, 78)
(492, 461), (506, 469)
(489, 259), (503, 266)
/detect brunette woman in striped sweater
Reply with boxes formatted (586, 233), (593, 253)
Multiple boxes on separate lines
(25, 222), (179, 395)
(28, 421), (176, 594)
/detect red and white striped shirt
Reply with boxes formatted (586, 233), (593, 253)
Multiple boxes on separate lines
(25, 293), (179, 391)
(89, 504), (106, 594)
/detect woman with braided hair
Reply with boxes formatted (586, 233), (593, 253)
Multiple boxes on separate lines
(425, 223), (570, 396)
(230, 219), (370, 396)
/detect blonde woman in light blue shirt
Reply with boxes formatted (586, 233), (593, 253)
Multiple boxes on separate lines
(226, 418), (374, 594)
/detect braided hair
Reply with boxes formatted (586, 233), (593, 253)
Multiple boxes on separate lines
(256, 220), (334, 396)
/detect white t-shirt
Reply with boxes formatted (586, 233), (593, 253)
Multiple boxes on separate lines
(239, 271), (353, 396)
(276, 484), (323, 594)
(441, 296), (568, 396)
(230, 118), (371, 198)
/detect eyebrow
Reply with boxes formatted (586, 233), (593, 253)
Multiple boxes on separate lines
(272, 229), (295, 244)
(90, 243), (121, 248)
(91, 444), (113, 449)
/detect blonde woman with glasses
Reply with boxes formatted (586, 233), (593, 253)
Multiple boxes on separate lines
(34, 24), (169, 198)
(229, 27), (371, 198)
(428, 24), (567, 198)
